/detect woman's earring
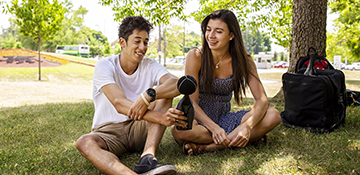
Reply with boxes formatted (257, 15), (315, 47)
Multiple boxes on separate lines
(230, 38), (233, 40)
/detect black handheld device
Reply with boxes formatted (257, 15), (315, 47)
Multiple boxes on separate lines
(175, 75), (197, 130)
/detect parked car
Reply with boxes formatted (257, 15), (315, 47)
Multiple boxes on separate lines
(344, 62), (360, 70)
(274, 62), (289, 68)
(271, 61), (279, 67)
(272, 61), (284, 68)
(340, 63), (346, 70)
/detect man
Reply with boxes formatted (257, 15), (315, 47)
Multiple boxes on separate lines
(75, 16), (187, 175)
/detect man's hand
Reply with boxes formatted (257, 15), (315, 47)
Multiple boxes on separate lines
(127, 93), (149, 121)
(162, 108), (187, 127)
(228, 125), (251, 147)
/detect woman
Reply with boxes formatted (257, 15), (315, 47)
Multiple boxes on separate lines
(171, 9), (281, 155)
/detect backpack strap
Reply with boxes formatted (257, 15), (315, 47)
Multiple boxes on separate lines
(295, 47), (334, 72)
(307, 47), (317, 56)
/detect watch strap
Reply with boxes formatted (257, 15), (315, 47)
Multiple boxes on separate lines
(146, 88), (156, 102)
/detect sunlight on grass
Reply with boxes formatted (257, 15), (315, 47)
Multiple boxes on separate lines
(174, 161), (195, 174)
(220, 157), (245, 174)
(1, 65), (359, 174)
(348, 139), (360, 151)
(44, 52), (98, 65)
(0, 62), (94, 82)
(256, 155), (299, 174)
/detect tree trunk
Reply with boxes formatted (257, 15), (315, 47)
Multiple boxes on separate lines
(38, 31), (42, 81)
(183, 20), (185, 56)
(274, 0), (327, 98)
(289, 0), (327, 73)
(158, 25), (162, 64)
(163, 26), (166, 67)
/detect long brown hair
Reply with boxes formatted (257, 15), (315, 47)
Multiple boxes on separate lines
(200, 9), (255, 104)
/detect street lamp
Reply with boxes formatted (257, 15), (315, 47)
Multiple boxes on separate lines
(95, 25), (100, 58)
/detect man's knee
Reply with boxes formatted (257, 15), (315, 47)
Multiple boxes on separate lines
(76, 134), (105, 155)
(76, 135), (90, 153)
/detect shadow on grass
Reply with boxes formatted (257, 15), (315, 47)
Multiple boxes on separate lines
(0, 98), (359, 174)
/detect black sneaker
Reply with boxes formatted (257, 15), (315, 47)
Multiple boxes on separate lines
(133, 154), (177, 175)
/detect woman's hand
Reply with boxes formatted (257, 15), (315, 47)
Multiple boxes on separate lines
(228, 125), (251, 147)
(212, 126), (230, 147)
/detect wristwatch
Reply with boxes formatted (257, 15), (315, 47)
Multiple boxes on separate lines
(146, 88), (156, 102)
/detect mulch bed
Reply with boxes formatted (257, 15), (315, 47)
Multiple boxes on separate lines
(0, 56), (61, 67)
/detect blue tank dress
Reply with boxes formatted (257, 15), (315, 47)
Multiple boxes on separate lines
(197, 75), (249, 134)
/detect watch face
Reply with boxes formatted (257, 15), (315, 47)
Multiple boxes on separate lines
(147, 88), (156, 102)
(147, 88), (156, 96)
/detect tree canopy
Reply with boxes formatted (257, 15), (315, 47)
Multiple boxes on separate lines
(191, 0), (292, 49)
(99, 0), (292, 50)
(328, 0), (360, 62)
(2, 1), (113, 57)
(7, 0), (66, 80)
(0, 21), (23, 49)
(146, 25), (202, 59)
(8, 0), (66, 42)
(0, 0), (6, 12)
(242, 30), (272, 55)
(3, 0), (359, 63)
(99, 0), (188, 25)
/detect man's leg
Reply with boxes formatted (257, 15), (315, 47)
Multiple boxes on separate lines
(133, 98), (177, 174)
(75, 134), (137, 175)
(141, 98), (172, 157)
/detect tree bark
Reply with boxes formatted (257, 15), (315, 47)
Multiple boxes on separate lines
(274, 0), (327, 98)
(38, 30), (42, 81)
(289, 0), (327, 73)
(163, 26), (166, 67)
(158, 25), (162, 64)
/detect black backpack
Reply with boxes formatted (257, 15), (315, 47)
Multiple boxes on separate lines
(281, 47), (346, 133)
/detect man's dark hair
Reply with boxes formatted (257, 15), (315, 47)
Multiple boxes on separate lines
(118, 16), (153, 41)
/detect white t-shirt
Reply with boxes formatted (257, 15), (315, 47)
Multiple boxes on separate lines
(92, 54), (169, 128)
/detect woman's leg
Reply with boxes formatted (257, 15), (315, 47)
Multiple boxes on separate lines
(227, 107), (281, 144)
(172, 108), (280, 154)
(171, 119), (213, 145)
(171, 120), (230, 154)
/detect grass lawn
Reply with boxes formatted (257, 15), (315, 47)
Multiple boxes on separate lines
(44, 52), (99, 65)
(1, 60), (359, 174)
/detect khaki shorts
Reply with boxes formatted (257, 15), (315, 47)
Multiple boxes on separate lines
(90, 120), (148, 157)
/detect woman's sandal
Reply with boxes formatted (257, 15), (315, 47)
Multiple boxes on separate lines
(183, 141), (207, 155)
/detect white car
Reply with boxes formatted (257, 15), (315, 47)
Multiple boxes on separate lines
(345, 62), (360, 71)
(340, 63), (346, 70)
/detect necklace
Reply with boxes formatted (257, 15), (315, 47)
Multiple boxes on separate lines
(215, 52), (229, 68)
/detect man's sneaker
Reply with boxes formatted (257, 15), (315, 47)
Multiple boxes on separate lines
(133, 154), (177, 175)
